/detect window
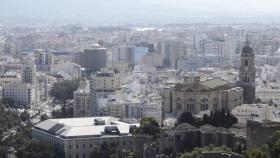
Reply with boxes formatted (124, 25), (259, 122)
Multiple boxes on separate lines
(76, 154), (79, 158)
(245, 60), (248, 66)
(90, 144), (92, 148)
(83, 144), (85, 149)
(76, 144), (78, 149)
(83, 154), (85, 158)
(69, 145), (72, 150)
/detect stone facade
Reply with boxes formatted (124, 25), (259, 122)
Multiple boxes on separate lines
(246, 120), (280, 149)
(159, 124), (234, 154)
(170, 77), (243, 116)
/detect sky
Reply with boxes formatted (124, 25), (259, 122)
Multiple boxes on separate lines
(0, 0), (280, 25)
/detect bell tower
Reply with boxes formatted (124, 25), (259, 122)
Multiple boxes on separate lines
(239, 38), (256, 104)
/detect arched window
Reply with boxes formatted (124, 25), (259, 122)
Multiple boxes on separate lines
(245, 60), (248, 66)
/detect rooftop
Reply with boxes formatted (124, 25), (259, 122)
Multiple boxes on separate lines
(33, 117), (139, 139)
(173, 78), (232, 92)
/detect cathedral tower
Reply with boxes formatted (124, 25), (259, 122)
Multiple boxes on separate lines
(239, 39), (256, 104)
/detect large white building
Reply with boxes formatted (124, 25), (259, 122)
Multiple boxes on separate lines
(231, 104), (277, 123)
(2, 83), (36, 109)
(32, 117), (140, 158)
(51, 62), (81, 80)
(106, 95), (162, 123)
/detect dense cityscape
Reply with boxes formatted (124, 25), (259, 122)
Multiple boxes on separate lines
(1, 1), (280, 158)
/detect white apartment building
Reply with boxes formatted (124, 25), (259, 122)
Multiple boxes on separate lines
(106, 94), (162, 123)
(73, 79), (90, 117)
(204, 40), (224, 55)
(32, 117), (140, 158)
(256, 87), (280, 105)
(231, 104), (275, 124)
(51, 62), (81, 80)
(2, 83), (36, 109)
(89, 70), (120, 116)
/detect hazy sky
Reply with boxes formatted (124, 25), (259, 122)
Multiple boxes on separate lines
(1, 0), (280, 24)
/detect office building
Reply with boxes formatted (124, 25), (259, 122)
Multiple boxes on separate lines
(76, 46), (107, 72)
(112, 46), (135, 68)
(159, 40), (190, 68)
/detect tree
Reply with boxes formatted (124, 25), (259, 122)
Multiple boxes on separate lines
(49, 80), (79, 106)
(135, 117), (160, 139)
(20, 111), (30, 122)
(17, 141), (55, 158)
(52, 106), (73, 118)
(202, 109), (237, 128)
(245, 145), (270, 158)
(0, 98), (16, 108)
(179, 145), (232, 158)
(178, 112), (195, 125)
(267, 131), (280, 158)
(177, 110), (237, 128)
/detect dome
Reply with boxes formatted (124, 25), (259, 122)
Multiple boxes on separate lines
(242, 40), (253, 54)
(242, 45), (253, 54)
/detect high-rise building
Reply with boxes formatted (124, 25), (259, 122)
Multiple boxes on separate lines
(21, 62), (36, 85)
(223, 34), (236, 65)
(35, 50), (55, 66)
(204, 40), (224, 64)
(76, 45), (107, 73)
(238, 40), (256, 104)
(88, 70), (120, 116)
(159, 40), (190, 68)
(73, 79), (90, 117)
(35, 50), (55, 71)
(112, 46), (135, 68)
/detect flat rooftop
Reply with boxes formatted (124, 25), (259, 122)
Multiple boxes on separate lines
(34, 116), (139, 139)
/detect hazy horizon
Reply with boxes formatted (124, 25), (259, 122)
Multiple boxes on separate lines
(1, 0), (280, 25)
